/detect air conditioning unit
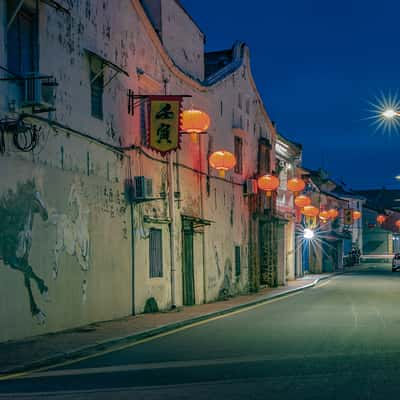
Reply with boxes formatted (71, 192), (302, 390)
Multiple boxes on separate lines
(244, 179), (258, 195)
(134, 176), (153, 199)
(21, 74), (56, 111)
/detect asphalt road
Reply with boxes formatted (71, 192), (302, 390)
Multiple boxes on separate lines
(2, 264), (400, 399)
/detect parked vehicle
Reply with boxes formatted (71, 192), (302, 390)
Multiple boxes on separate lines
(392, 253), (400, 272)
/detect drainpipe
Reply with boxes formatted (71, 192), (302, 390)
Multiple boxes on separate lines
(128, 158), (136, 315)
(167, 153), (177, 308)
(200, 140), (207, 303)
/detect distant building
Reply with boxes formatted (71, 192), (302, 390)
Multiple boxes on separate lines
(354, 188), (400, 257)
(275, 133), (302, 280)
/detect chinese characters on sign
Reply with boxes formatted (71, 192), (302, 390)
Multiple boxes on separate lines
(147, 96), (183, 156)
(344, 209), (353, 225)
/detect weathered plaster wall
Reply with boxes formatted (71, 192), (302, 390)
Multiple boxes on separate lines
(0, 0), (281, 341)
(160, 0), (205, 81)
(0, 139), (131, 342)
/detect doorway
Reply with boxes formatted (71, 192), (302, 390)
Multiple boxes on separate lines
(182, 220), (195, 305)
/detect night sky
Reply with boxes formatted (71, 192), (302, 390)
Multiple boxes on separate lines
(182, 0), (400, 190)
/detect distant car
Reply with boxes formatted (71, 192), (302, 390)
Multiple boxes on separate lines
(392, 254), (400, 272)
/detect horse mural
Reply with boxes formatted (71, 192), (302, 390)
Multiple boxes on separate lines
(51, 182), (90, 289)
(0, 180), (49, 324)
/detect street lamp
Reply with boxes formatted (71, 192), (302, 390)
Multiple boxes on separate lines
(382, 108), (400, 119)
(303, 228), (315, 239)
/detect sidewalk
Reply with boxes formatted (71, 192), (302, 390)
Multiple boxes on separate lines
(0, 272), (338, 376)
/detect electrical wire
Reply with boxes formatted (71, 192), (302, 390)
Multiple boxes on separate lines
(12, 123), (39, 152)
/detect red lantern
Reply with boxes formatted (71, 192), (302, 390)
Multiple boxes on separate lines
(181, 109), (210, 143)
(287, 178), (306, 193)
(209, 150), (236, 177)
(319, 210), (330, 221)
(258, 174), (280, 197)
(377, 215), (386, 225)
(302, 205), (319, 217)
(328, 208), (339, 219)
(352, 210), (362, 221)
(294, 195), (311, 208)
(396, 220), (400, 231)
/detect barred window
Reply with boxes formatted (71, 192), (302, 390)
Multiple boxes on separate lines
(149, 228), (163, 278)
(235, 246), (241, 276)
(90, 57), (104, 119)
(7, 2), (37, 75)
(234, 136), (243, 174)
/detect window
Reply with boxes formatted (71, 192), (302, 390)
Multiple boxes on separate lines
(139, 98), (147, 145)
(245, 98), (250, 114)
(238, 92), (242, 109)
(235, 246), (241, 276)
(234, 136), (243, 174)
(258, 138), (270, 175)
(220, 100), (223, 116)
(90, 56), (104, 119)
(7, 2), (37, 75)
(149, 228), (163, 278)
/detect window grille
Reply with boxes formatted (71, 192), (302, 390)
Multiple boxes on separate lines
(235, 246), (241, 276)
(90, 57), (104, 119)
(149, 228), (163, 278)
(234, 136), (243, 174)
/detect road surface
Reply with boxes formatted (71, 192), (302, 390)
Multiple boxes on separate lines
(2, 264), (400, 399)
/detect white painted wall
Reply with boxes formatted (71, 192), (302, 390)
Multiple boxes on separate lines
(0, 0), (280, 341)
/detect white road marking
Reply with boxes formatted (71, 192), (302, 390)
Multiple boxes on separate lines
(20, 349), (400, 380)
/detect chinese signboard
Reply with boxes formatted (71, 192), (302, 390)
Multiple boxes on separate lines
(147, 95), (183, 156)
(344, 209), (353, 225)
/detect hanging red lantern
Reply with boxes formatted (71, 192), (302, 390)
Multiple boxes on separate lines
(328, 208), (339, 219)
(181, 109), (210, 143)
(287, 177), (306, 193)
(395, 220), (400, 230)
(258, 174), (280, 197)
(352, 210), (362, 221)
(319, 210), (330, 221)
(302, 205), (319, 217)
(377, 215), (386, 225)
(294, 195), (311, 208)
(209, 150), (236, 177)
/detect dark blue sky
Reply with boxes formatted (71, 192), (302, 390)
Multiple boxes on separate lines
(182, 0), (400, 189)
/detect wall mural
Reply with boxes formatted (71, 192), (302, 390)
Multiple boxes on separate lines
(51, 182), (90, 280)
(0, 180), (49, 324)
(0, 178), (93, 325)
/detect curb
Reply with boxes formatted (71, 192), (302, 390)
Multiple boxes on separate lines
(0, 273), (339, 378)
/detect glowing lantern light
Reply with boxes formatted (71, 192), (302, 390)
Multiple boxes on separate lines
(395, 220), (400, 231)
(257, 174), (280, 197)
(352, 210), (362, 221)
(181, 109), (210, 143)
(302, 205), (319, 217)
(287, 177), (306, 193)
(328, 208), (339, 219)
(209, 150), (236, 178)
(304, 228), (314, 239)
(377, 214), (386, 225)
(294, 195), (311, 208)
(319, 210), (330, 222)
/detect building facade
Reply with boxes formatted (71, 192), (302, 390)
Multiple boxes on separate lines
(275, 133), (302, 281)
(0, 0), (286, 342)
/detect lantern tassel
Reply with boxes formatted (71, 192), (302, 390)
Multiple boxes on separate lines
(191, 132), (198, 144)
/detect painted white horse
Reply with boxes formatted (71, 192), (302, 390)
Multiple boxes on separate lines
(51, 184), (90, 280)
